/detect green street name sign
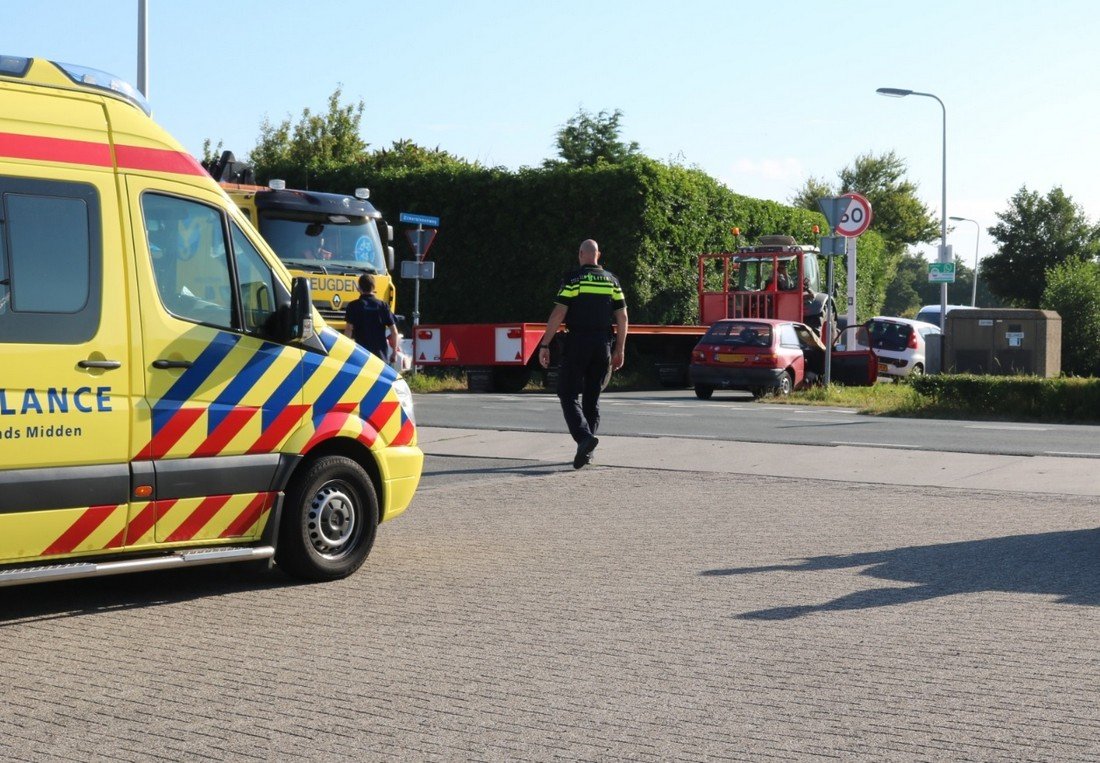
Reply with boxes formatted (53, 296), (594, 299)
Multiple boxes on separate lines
(928, 262), (956, 283)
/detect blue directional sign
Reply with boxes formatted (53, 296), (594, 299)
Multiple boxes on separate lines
(399, 212), (440, 227)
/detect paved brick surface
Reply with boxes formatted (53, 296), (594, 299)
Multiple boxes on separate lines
(2, 457), (1099, 760)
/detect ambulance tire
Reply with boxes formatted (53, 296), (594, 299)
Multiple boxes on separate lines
(277, 455), (379, 582)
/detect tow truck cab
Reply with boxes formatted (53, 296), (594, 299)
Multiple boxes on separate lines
(211, 155), (396, 330)
(698, 235), (835, 341)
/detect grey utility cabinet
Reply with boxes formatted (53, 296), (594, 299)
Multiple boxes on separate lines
(944, 309), (1061, 377)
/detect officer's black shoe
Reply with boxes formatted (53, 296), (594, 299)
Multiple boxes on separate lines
(573, 435), (599, 469)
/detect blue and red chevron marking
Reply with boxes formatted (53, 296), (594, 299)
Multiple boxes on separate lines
(139, 328), (409, 459)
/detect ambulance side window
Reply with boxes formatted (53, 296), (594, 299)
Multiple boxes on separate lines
(0, 177), (102, 344)
(141, 193), (233, 329)
(229, 222), (278, 335)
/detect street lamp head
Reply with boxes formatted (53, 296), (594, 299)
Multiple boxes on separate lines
(876, 87), (914, 97)
(949, 216), (972, 222)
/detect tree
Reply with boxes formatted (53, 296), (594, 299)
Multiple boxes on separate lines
(790, 152), (938, 318)
(790, 151), (939, 259)
(249, 87), (369, 185)
(547, 108), (640, 168)
(1041, 258), (1100, 376)
(365, 139), (471, 173)
(983, 186), (1100, 307)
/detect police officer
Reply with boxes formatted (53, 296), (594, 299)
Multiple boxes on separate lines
(538, 239), (628, 469)
(344, 274), (398, 362)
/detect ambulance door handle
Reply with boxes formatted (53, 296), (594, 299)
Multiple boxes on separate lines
(152, 359), (193, 370)
(78, 359), (122, 370)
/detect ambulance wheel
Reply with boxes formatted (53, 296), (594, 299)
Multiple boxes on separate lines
(277, 455), (379, 582)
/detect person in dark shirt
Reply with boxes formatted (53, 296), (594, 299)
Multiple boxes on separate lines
(537, 239), (628, 469)
(344, 274), (398, 362)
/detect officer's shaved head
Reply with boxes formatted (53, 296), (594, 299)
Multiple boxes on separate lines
(579, 239), (600, 264)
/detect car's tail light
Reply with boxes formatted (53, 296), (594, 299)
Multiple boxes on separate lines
(692, 350), (706, 361)
(750, 353), (779, 367)
(907, 329), (918, 349)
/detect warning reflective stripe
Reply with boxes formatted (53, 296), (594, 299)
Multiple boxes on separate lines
(144, 407), (204, 461)
(219, 493), (271, 538)
(151, 333), (240, 436)
(248, 404), (309, 454)
(312, 345), (369, 428)
(321, 327), (341, 351)
(114, 144), (206, 177)
(41, 505), (120, 556)
(262, 353), (322, 430)
(192, 407), (256, 458)
(0, 132), (207, 177)
(392, 415), (416, 447)
(0, 131), (112, 167)
(366, 400), (399, 434)
(207, 342), (281, 430)
(165, 494), (231, 542)
(358, 376), (391, 421)
(109, 501), (158, 548)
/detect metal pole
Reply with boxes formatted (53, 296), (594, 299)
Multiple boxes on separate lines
(876, 88), (947, 331)
(411, 224), (423, 376)
(845, 236), (856, 332)
(949, 217), (980, 307)
(137, 0), (148, 97)
(921, 92), (948, 333)
(824, 255), (834, 387)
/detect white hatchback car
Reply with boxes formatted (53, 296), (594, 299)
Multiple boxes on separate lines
(851, 317), (942, 379)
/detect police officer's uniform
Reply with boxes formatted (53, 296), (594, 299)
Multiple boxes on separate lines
(552, 263), (627, 448)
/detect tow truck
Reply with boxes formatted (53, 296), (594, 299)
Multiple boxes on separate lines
(206, 151), (396, 330)
(413, 235), (873, 390)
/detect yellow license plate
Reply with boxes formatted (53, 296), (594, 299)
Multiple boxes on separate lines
(717, 353), (748, 364)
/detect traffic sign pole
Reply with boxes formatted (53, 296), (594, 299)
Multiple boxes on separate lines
(399, 211), (440, 376)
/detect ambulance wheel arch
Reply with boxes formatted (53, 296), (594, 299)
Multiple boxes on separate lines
(276, 451), (380, 581)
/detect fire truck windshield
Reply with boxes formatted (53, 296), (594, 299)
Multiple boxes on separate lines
(259, 215), (386, 273)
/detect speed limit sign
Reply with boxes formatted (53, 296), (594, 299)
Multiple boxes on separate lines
(835, 192), (873, 237)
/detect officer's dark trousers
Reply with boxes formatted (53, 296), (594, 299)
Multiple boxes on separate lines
(556, 333), (611, 444)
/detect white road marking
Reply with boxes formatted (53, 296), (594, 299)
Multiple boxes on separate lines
(830, 441), (914, 449)
(965, 424), (1050, 431)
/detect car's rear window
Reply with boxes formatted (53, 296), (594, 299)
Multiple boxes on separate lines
(868, 321), (912, 351)
(703, 322), (772, 347)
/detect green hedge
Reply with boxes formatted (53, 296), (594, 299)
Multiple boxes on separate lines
(910, 374), (1100, 421)
(303, 158), (825, 325)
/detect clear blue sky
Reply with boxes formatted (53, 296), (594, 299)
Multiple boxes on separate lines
(6, 0), (1100, 266)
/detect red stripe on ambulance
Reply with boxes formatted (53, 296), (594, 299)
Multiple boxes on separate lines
(220, 493), (271, 538)
(165, 495), (231, 542)
(41, 504), (119, 556)
(0, 131), (112, 167)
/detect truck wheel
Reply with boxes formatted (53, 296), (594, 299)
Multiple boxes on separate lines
(772, 371), (793, 397)
(276, 455), (378, 582)
(492, 365), (532, 393)
(694, 384), (714, 400)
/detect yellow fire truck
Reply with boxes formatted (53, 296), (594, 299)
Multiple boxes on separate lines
(209, 152), (396, 330)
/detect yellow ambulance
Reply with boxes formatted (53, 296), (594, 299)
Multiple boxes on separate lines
(0, 56), (422, 586)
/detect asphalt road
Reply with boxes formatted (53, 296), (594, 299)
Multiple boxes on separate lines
(414, 389), (1100, 458)
(2, 406), (1099, 759)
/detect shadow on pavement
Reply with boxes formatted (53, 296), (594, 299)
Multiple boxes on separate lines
(0, 564), (298, 626)
(701, 527), (1100, 620)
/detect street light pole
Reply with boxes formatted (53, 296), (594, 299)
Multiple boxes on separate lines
(949, 216), (980, 307)
(137, 0), (148, 97)
(876, 88), (948, 331)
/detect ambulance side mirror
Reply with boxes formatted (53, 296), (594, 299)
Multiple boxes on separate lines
(386, 245), (395, 271)
(290, 277), (315, 343)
